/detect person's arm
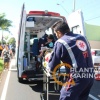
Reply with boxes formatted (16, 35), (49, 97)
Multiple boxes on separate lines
(9, 50), (13, 58)
(1, 49), (4, 59)
(48, 42), (62, 71)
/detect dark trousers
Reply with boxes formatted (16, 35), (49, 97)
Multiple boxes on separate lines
(59, 78), (94, 100)
(0, 50), (2, 56)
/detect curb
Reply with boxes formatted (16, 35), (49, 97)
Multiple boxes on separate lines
(0, 71), (3, 83)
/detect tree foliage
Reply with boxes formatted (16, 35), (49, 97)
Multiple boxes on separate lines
(0, 13), (12, 31)
(0, 13), (5, 26)
(0, 13), (12, 44)
(8, 37), (16, 44)
(4, 36), (9, 40)
(0, 13), (12, 43)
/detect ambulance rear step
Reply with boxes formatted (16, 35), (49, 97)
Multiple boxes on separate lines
(28, 78), (43, 81)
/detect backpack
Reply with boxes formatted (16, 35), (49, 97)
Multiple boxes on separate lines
(3, 50), (10, 59)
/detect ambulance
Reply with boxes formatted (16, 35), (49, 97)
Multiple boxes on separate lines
(16, 4), (86, 83)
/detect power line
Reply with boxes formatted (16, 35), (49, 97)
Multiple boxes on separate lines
(61, 0), (65, 3)
(57, 3), (69, 14)
(85, 16), (100, 21)
(57, 0), (70, 14)
(57, 0), (100, 22)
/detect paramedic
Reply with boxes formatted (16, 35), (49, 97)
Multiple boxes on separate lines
(48, 22), (94, 100)
(38, 33), (48, 51)
(38, 34), (55, 58)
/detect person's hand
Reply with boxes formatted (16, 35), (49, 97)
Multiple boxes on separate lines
(45, 42), (49, 45)
(45, 41), (51, 44)
(43, 49), (46, 52)
(46, 65), (51, 77)
(46, 65), (50, 73)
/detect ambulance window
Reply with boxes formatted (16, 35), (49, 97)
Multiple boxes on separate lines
(45, 28), (52, 35)
(46, 28), (57, 41)
(30, 35), (37, 38)
(33, 35), (37, 38)
(27, 17), (35, 21)
(95, 50), (100, 56)
(72, 25), (81, 34)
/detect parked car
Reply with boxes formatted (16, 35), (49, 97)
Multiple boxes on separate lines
(91, 49), (100, 80)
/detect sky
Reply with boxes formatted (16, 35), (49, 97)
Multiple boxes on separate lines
(0, 0), (100, 40)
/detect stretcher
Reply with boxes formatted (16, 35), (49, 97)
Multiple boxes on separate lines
(40, 49), (61, 100)
(39, 49), (69, 100)
(40, 66), (60, 100)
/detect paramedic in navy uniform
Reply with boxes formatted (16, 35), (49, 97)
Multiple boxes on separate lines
(48, 22), (94, 100)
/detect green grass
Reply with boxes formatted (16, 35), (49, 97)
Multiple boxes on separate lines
(0, 58), (4, 72)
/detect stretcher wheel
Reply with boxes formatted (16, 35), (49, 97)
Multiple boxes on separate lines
(40, 93), (47, 100)
(40, 93), (44, 100)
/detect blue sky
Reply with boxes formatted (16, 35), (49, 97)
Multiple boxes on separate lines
(0, 0), (100, 39)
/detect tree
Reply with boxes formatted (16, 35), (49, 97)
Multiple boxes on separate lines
(0, 13), (5, 26)
(8, 37), (16, 45)
(4, 36), (9, 40)
(0, 13), (12, 44)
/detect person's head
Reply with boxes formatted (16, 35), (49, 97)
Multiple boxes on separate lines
(53, 21), (70, 39)
(43, 33), (48, 38)
(41, 33), (48, 42)
(4, 45), (9, 50)
(47, 34), (54, 43)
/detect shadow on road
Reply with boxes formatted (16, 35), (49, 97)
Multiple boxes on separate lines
(29, 81), (61, 100)
(30, 82), (43, 92)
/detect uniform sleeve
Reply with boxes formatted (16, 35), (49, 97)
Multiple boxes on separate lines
(48, 42), (63, 71)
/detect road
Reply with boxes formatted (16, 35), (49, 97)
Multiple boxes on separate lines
(0, 59), (100, 100)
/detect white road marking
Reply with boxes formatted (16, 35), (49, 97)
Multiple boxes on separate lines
(0, 60), (13, 100)
(89, 94), (99, 100)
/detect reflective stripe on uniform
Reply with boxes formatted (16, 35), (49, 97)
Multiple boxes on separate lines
(57, 39), (78, 68)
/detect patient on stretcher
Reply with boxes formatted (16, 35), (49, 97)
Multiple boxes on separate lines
(36, 34), (55, 69)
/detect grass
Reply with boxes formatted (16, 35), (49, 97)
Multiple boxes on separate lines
(0, 58), (4, 73)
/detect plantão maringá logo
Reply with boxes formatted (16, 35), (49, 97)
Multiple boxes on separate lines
(52, 63), (75, 86)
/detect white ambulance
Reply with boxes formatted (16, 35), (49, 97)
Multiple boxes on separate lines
(16, 4), (86, 83)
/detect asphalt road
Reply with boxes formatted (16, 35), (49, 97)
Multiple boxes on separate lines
(0, 59), (100, 100)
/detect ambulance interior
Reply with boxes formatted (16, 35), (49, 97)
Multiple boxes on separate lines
(24, 13), (64, 74)
(18, 10), (86, 82)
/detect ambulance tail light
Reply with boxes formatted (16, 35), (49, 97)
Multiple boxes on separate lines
(91, 50), (95, 56)
(21, 73), (27, 79)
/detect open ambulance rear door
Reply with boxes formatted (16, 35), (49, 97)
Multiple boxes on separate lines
(67, 9), (86, 37)
(17, 4), (27, 82)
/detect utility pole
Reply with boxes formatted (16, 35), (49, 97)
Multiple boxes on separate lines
(73, 0), (76, 12)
